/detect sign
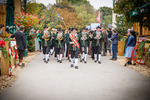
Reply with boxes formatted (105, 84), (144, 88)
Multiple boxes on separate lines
(10, 41), (16, 47)
(90, 23), (100, 30)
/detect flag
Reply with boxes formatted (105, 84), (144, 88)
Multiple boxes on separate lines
(96, 10), (101, 23)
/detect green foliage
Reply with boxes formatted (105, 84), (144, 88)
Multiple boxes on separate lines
(115, 15), (133, 37)
(27, 34), (35, 52)
(99, 7), (112, 28)
(72, 2), (97, 27)
(114, 0), (150, 29)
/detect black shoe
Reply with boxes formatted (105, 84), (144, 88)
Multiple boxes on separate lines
(84, 61), (87, 63)
(57, 60), (60, 62)
(75, 66), (78, 69)
(71, 64), (74, 68)
(80, 59), (82, 62)
(113, 59), (117, 61)
(73, 61), (75, 63)
(69, 60), (71, 62)
(128, 61), (132, 65)
(98, 61), (101, 64)
(43, 58), (45, 61)
(94, 60), (97, 63)
(133, 63), (136, 65)
(60, 60), (62, 63)
(45, 61), (48, 63)
(48, 59), (49, 61)
(124, 63), (127, 67)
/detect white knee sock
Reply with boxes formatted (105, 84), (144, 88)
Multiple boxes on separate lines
(84, 54), (87, 61)
(82, 53), (85, 60)
(69, 54), (71, 60)
(57, 54), (59, 60)
(94, 54), (97, 61)
(60, 54), (62, 61)
(71, 58), (73, 64)
(98, 54), (101, 61)
(75, 59), (78, 66)
(46, 54), (49, 61)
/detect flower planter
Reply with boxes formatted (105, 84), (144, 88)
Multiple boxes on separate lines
(117, 41), (125, 56)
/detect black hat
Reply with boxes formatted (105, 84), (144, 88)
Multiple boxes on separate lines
(57, 27), (62, 31)
(68, 28), (72, 31)
(96, 26), (101, 29)
(43, 25), (48, 28)
(71, 27), (78, 31)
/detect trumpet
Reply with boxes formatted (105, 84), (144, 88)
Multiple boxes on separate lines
(46, 27), (52, 31)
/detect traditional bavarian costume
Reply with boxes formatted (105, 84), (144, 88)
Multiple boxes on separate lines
(92, 26), (103, 64)
(54, 28), (64, 63)
(69, 28), (80, 69)
(80, 28), (89, 63)
(41, 25), (52, 63)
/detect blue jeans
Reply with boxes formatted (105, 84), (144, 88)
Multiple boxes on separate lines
(112, 44), (117, 59)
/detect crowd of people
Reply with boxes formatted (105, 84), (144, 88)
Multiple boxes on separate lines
(37, 25), (116, 69)
(0, 24), (137, 69)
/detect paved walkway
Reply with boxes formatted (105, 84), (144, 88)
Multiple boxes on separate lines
(0, 53), (150, 100)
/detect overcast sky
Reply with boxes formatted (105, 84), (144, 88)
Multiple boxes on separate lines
(38, 0), (113, 9)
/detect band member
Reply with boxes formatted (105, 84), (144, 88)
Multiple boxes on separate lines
(55, 27), (64, 63)
(66, 28), (72, 61)
(69, 27), (80, 69)
(41, 25), (52, 63)
(80, 28), (89, 63)
(50, 29), (56, 55)
(92, 26), (103, 64)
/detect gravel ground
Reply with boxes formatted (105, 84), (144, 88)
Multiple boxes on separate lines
(116, 56), (150, 77)
(0, 52), (40, 93)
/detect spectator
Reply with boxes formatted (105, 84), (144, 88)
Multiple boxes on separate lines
(11, 25), (27, 67)
(0, 24), (5, 36)
(110, 29), (118, 60)
(124, 30), (136, 66)
(107, 28), (112, 55)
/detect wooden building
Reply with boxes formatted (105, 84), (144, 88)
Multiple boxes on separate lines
(0, 0), (22, 38)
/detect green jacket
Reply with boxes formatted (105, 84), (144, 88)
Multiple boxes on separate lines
(68, 33), (80, 51)
(80, 32), (89, 47)
(54, 32), (65, 48)
(40, 31), (52, 47)
(65, 33), (69, 46)
(92, 31), (104, 47)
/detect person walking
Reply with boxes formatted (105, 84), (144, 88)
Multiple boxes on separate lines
(11, 25), (27, 67)
(69, 27), (80, 69)
(92, 26), (103, 64)
(124, 30), (136, 66)
(55, 27), (64, 63)
(41, 25), (52, 63)
(110, 29), (118, 61)
(80, 28), (89, 63)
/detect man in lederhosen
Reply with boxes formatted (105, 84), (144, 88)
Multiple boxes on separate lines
(69, 27), (80, 69)
(92, 26), (103, 64)
(80, 27), (89, 63)
(41, 25), (52, 63)
(55, 27), (64, 63)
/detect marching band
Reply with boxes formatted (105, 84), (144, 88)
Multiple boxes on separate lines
(40, 25), (104, 69)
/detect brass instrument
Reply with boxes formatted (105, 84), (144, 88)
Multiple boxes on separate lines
(43, 30), (50, 41)
(57, 32), (63, 40)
